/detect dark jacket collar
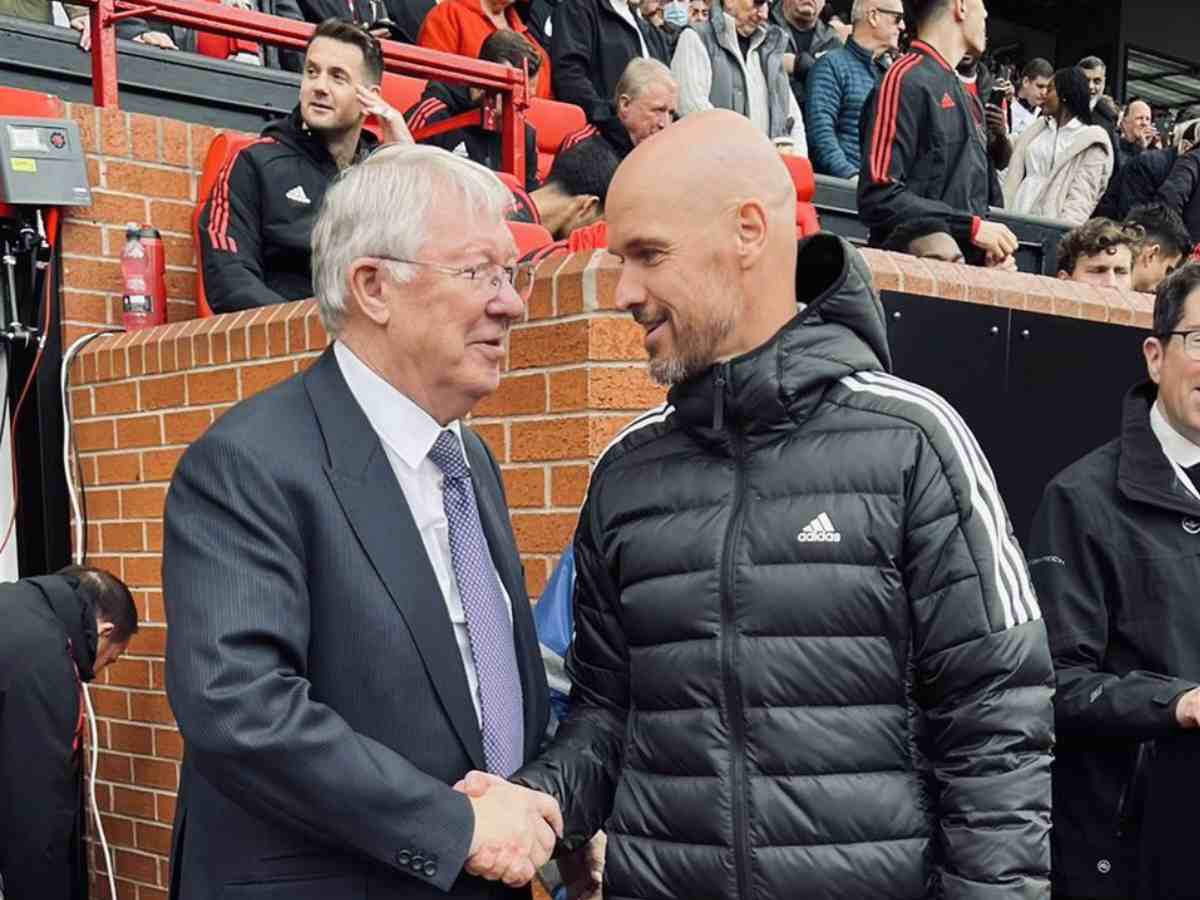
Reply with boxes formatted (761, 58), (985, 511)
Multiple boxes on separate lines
(1118, 380), (1200, 516)
(265, 106), (381, 171)
(910, 39), (953, 72)
(767, 1), (836, 49)
(669, 235), (889, 447)
(29, 574), (97, 681)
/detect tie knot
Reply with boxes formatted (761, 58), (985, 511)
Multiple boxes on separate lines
(429, 430), (470, 480)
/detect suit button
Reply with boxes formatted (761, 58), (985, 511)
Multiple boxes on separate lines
(411, 854), (425, 871)
(396, 850), (411, 866)
(424, 861), (437, 878)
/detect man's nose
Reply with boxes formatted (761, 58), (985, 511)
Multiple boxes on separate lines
(489, 280), (526, 321)
(613, 268), (644, 312)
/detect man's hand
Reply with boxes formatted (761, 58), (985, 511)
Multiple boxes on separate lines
(356, 85), (414, 146)
(985, 104), (1008, 140)
(986, 253), (1017, 271)
(1175, 687), (1200, 728)
(783, 52), (796, 76)
(70, 14), (90, 51)
(559, 831), (605, 900)
(456, 771), (563, 887)
(973, 220), (1018, 261)
(133, 30), (179, 49)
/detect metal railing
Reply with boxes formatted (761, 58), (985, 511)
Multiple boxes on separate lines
(75, 0), (530, 179)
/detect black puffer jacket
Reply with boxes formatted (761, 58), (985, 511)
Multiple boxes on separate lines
(515, 235), (1055, 900)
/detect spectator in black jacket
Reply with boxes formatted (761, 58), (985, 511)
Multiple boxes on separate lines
(506, 139), (619, 238)
(0, 567), (137, 900)
(1126, 202), (1192, 293)
(769, 0), (843, 109)
(405, 30), (542, 187)
(1097, 117), (1200, 221)
(857, 0), (1017, 266)
(1158, 133), (1200, 246)
(549, 0), (671, 124)
(1029, 263), (1200, 900)
(197, 20), (411, 313)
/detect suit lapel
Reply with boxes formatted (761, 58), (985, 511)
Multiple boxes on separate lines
(463, 430), (549, 761)
(306, 350), (486, 771)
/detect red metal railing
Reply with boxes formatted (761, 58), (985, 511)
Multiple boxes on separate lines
(75, 0), (528, 179)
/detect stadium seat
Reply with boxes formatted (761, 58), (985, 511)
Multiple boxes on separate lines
(381, 73), (429, 118)
(779, 154), (821, 238)
(193, 132), (257, 317)
(0, 86), (63, 118)
(526, 98), (586, 182)
(507, 220), (553, 257)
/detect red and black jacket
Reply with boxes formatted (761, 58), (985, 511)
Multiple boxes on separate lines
(856, 40), (993, 252)
(197, 107), (377, 314)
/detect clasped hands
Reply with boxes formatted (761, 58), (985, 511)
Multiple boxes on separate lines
(455, 770), (563, 888)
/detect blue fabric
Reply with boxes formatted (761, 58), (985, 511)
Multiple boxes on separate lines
(804, 38), (881, 179)
(534, 544), (576, 727)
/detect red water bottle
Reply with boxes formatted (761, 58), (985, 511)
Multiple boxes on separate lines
(121, 225), (167, 331)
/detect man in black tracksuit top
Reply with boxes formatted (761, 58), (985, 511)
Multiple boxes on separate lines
(198, 21), (394, 313)
(857, 0), (1017, 265)
(1029, 265), (1200, 900)
(488, 110), (1055, 900)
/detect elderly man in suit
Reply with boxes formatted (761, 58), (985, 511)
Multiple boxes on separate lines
(163, 144), (560, 900)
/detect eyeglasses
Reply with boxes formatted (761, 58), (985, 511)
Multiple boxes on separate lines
(376, 255), (537, 301)
(1160, 329), (1200, 361)
(873, 7), (905, 23)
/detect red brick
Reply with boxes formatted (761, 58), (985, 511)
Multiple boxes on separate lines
(64, 257), (122, 295)
(140, 885), (170, 900)
(109, 721), (154, 754)
(509, 321), (588, 370)
(106, 162), (190, 201)
(473, 373), (546, 417)
(97, 452), (142, 485)
(186, 369), (238, 405)
(589, 414), (636, 455)
(150, 659), (166, 687)
(130, 114), (159, 162)
(130, 623), (167, 657)
(130, 691), (174, 725)
(76, 419), (116, 451)
(241, 360), (295, 399)
(98, 751), (133, 784)
(84, 191), (149, 228)
(122, 486), (167, 518)
(155, 792), (176, 824)
(114, 849), (158, 884)
(71, 387), (93, 418)
(69, 104), (98, 153)
(164, 234), (195, 269)
(165, 270), (195, 303)
(123, 556), (162, 589)
(145, 522), (164, 552)
(139, 375), (185, 411)
(161, 118), (189, 167)
(189, 124), (219, 169)
(589, 366), (664, 410)
(135, 821), (173, 855)
(471, 423), (507, 462)
(95, 381), (139, 415)
(154, 728), (183, 761)
(501, 467), (545, 508)
(99, 813), (135, 848)
(117, 415), (163, 449)
(139, 450), (181, 484)
(99, 108), (130, 157)
(147, 200), (193, 236)
(102, 521), (145, 552)
(510, 417), (589, 462)
(64, 222), (104, 256)
(548, 369), (587, 412)
(523, 557), (549, 599)
(132, 757), (178, 791)
(63, 292), (113, 329)
(551, 464), (590, 507)
(85, 487), (122, 520)
(511, 512), (578, 553)
(112, 786), (157, 819)
(588, 318), (647, 361)
(163, 410), (212, 443)
(88, 686), (130, 719)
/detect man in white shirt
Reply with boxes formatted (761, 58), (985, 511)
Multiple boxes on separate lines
(1009, 57), (1052, 138)
(162, 144), (564, 900)
(1029, 262), (1200, 900)
(671, 0), (808, 153)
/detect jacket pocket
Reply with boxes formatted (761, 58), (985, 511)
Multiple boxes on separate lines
(221, 873), (364, 900)
(1115, 740), (1155, 837)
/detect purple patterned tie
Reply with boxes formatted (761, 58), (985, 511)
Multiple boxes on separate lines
(429, 430), (525, 776)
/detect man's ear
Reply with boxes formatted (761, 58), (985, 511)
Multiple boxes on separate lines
(1144, 334), (1166, 384)
(348, 258), (393, 326)
(97, 619), (115, 640)
(571, 194), (601, 227)
(1056, 270), (1070, 281)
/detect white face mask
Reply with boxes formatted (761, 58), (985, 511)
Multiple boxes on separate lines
(663, 0), (688, 25)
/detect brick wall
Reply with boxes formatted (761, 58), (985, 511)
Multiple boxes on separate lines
(62, 102), (249, 345)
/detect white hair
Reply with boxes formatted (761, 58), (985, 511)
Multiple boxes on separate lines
(310, 143), (512, 336)
(850, 0), (868, 23)
(614, 57), (677, 103)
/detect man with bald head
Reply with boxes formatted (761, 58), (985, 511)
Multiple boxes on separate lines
(458, 109), (1055, 899)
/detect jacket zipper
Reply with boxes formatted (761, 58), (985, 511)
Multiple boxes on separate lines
(714, 364), (751, 898)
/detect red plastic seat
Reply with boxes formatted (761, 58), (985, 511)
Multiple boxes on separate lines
(193, 133), (257, 317)
(0, 86), (63, 118)
(381, 74), (429, 117)
(507, 220), (553, 257)
(779, 153), (821, 238)
(526, 98), (586, 182)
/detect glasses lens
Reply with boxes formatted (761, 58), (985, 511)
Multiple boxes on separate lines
(1186, 331), (1200, 360)
(513, 264), (536, 301)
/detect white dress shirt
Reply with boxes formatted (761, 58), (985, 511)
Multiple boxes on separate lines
(1010, 99), (1039, 138)
(334, 341), (514, 726)
(1011, 116), (1083, 214)
(1151, 400), (1200, 502)
(609, 0), (649, 58)
(671, 16), (808, 152)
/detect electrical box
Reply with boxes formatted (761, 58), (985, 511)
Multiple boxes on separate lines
(0, 118), (91, 207)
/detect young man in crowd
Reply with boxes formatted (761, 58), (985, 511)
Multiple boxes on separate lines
(506, 140), (620, 240)
(882, 215), (1017, 268)
(197, 20), (410, 313)
(1126, 203), (1192, 294)
(1010, 57), (1052, 137)
(1029, 263), (1200, 900)
(857, 0), (1018, 266)
(1056, 217), (1140, 290)
(405, 30), (541, 187)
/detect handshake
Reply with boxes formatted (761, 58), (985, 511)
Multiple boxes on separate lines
(454, 771), (604, 897)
